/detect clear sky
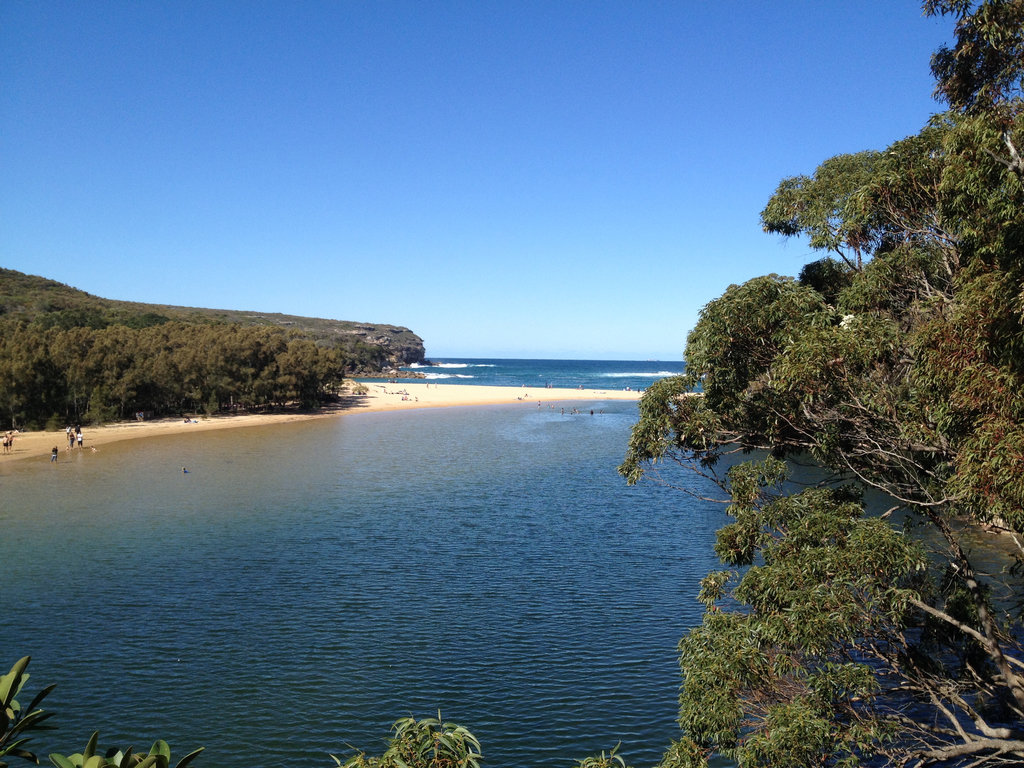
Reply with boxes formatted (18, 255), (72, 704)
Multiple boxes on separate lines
(1, 1), (952, 360)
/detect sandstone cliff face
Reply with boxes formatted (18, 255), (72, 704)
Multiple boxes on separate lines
(342, 324), (426, 368)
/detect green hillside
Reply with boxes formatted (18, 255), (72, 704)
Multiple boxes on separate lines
(0, 267), (426, 428)
(0, 267), (425, 367)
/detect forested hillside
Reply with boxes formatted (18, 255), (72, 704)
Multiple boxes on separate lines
(0, 268), (425, 428)
(621, 2), (1024, 766)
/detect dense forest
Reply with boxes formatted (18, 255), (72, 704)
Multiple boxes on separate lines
(0, 268), (425, 429)
(621, 1), (1024, 766)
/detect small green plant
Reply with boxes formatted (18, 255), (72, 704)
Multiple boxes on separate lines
(49, 732), (203, 768)
(574, 743), (631, 768)
(1, 657), (56, 767)
(333, 712), (482, 768)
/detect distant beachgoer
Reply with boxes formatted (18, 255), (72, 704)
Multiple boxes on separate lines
(76, 426), (83, 448)
(51, 446), (58, 462)
(182, 467), (189, 473)
(2, 434), (8, 454)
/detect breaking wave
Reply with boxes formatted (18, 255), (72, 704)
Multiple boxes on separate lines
(601, 371), (679, 378)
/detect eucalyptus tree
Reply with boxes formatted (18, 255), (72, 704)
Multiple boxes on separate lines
(621, 2), (1024, 765)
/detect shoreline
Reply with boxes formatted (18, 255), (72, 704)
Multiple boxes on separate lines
(0, 382), (641, 465)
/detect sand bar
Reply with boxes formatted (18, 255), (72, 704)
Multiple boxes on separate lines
(0, 382), (641, 465)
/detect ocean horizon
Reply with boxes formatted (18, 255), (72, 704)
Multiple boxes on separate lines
(386, 357), (686, 393)
(1, 360), (716, 768)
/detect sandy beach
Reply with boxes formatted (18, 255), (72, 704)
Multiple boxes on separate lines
(0, 381), (641, 465)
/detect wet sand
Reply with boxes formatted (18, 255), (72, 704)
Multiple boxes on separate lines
(0, 381), (641, 464)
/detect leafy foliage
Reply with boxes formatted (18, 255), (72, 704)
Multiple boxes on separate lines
(622, 3), (1024, 766)
(1, 658), (55, 767)
(49, 733), (203, 768)
(761, 152), (882, 271)
(678, 467), (928, 768)
(573, 743), (632, 768)
(0, 321), (356, 428)
(927, 0), (1024, 113)
(0, 659), (201, 768)
(333, 714), (482, 768)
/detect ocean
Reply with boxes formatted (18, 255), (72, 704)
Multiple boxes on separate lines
(391, 358), (686, 393)
(0, 360), (723, 768)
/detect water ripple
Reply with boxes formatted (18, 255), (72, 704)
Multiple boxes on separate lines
(1, 404), (724, 768)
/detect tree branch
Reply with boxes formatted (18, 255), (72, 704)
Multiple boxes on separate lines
(906, 737), (1024, 766)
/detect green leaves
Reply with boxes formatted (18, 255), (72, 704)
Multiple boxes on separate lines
(48, 733), (203, 768)
(573, 742), (631, 768)
(1, 657), (202, 768)
(928, 0), (1024, 113)
(334, 713), (482, 768)
(625, 31), (1024, 759)
(0, 657), (55, 768)
(675, 466), (928, 766)
(761, 152), (882, 270)
(619, 375), (705, 484)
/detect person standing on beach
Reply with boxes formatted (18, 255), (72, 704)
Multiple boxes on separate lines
(50, 446), (58, 462)
(76, 425), (83, 449)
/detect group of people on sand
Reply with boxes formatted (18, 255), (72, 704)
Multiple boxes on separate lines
(50, 425), (84, 462)
(376, 385), (419, 402)
(2, 430), (16, 454)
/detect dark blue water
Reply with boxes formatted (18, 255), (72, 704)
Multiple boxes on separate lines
(0, 395), (722, 768)
(396, 358), (685, 393)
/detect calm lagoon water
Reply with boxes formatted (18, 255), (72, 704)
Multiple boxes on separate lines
(0, 397), (726, 768)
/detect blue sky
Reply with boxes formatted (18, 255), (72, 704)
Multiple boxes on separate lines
(2, 1), (951, 360)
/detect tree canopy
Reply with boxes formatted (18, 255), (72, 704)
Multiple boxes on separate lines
(0, 321), (354, 429)
(0, 269), (426, 429)
(622, 2), (1024, 766)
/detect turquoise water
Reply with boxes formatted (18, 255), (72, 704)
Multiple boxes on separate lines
(395, 358), (686, 392)
(0, 397), (724, 767)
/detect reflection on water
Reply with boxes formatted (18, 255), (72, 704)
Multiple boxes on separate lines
(0, 402), (726, 768)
